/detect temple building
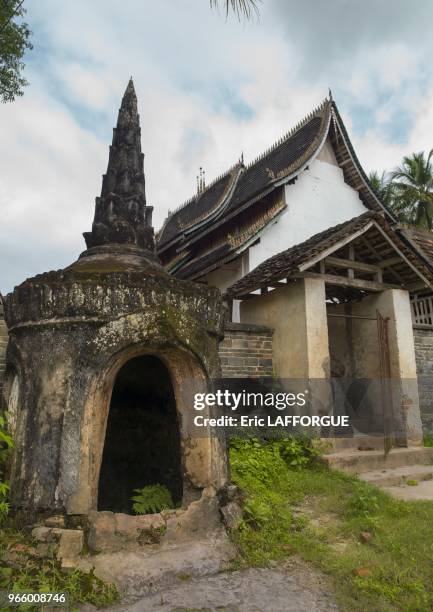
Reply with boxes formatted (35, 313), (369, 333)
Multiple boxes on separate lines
(157, 96), (433, 446)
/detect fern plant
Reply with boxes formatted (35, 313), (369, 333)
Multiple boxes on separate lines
(131, 484), (174, 515)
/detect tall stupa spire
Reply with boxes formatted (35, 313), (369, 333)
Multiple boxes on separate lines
(83, 78), (155, 252)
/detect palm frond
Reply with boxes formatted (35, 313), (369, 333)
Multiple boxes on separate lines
(388, 150), (433, 230)
(209, 0), (261, 20)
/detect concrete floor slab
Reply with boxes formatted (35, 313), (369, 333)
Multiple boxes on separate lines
(383, 479), (433, 501)
(78, 531), (235, 603)
(323, 447), (433, 474)
(108, 563), (338, 612)
(360, 464), (433, 487)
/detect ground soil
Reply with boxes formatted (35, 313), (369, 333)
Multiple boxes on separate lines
(105, 557), (338, 612)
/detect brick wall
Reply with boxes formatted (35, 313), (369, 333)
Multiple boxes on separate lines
(0, 300), (7, 407)
(414, 326), (433, 431)
(219, 323), (273, 378)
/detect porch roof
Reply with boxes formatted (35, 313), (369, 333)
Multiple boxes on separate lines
(225, 212), (433, 301)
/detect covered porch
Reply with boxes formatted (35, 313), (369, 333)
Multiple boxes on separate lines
(225, 212), (433, 448)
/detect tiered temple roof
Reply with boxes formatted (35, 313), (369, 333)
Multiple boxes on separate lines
(157, 96), (394, 280)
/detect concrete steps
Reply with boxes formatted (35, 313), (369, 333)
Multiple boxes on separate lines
(360, 464), (433, 487)
(323, 447), (433, 474)
(323, 447), (433, 500)
(382, 480), (433, 501)
(329, 436), (386, 452)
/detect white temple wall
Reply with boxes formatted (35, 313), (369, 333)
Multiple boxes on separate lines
(200, 253), (248, 322)
(248, 156), (367, 271)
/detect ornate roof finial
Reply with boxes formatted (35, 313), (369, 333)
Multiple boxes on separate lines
(328, 87), (333, 101)
(197, 166), (206, 195)
(83, 78), (155, 252)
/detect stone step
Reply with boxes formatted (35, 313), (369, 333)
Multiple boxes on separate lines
(382, 479), (433, 501)
(360, 464), (433, 487)
(322, 447), (433, 474)
(329, 436), (385, 452)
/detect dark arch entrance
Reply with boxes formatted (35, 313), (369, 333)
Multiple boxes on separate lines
(97, 355), (183, 513)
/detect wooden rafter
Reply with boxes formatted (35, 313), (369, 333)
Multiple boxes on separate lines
(294, 272), (400, 293)
(360, 236), (405, 284)
(325, 256), (381, 274)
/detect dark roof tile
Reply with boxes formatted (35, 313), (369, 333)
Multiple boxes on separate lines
(157, 100), (330, 250)
(226, 212), (433, 298)
(158, 167), (239, 247)
(176, 243), (233, 280)
(398, 227), (433, 267)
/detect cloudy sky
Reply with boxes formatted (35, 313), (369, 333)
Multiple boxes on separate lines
(1, 0), (433, 294)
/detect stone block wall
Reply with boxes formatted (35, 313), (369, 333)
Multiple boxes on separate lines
(219, 323), (273, 378)
(414, 326), (433, 431)
(0, 299), (7, 407)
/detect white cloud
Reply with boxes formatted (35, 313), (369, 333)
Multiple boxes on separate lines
(1, 0), (433, 294)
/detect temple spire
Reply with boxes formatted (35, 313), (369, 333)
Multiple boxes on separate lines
(83, 78), (155, 252)
(117, 78), (139, 129)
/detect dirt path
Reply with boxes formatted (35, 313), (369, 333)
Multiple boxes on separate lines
(108, 559), (338, 612)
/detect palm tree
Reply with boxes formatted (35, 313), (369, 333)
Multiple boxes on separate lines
(210, 0), (260, 20)
(390, 150), (433, 230)
(368, 170), (395, 209)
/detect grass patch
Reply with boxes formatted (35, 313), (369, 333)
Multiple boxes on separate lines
(230, 437), (433, 612)
(424, 432), (433, 448)
(0, 528), (118, 610)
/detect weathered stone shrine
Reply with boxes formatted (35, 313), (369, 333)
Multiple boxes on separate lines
(2, 81), (228, 537)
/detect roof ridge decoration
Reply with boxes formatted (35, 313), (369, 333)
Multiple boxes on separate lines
(158, 93), (397, 258)
(170, 159), (242, 218)
(329, 101), (395, 221)
(179, 163), (243, 233)
(160, 98), (329, 228)
(246, 97), (331, 170)
(157, 97), (331, 247)
(156, 159), (242, 242)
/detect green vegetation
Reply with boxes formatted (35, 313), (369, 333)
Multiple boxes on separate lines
(369, 149), (433, 230)
(0, 0), (33, 103)
(423, 432), (433, 447)
(230, 437), (433, 611)
(0, 417), (118, 608)
(0, 414), (13, 524)
(131, 484), (174, 514)
(406, 479), (419, 487)
(209, 0), (260, 21)
(0, 529), (118, 610)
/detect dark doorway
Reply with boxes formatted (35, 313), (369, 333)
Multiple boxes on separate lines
(98, 355), (183, 513)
